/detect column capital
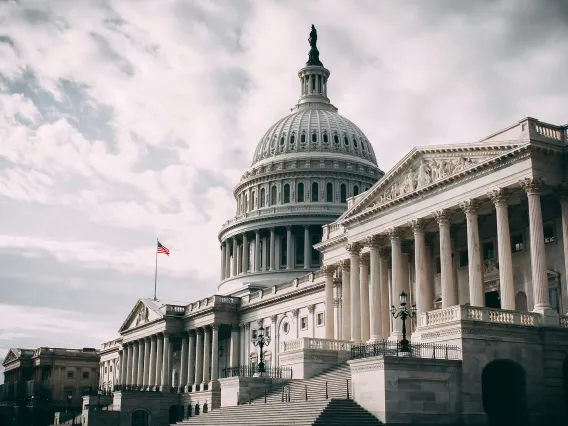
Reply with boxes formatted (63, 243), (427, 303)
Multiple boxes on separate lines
(364, 235), (381, 248)
(238, 322), (245, 330)
(255, 229), (261, 235)
(378, 247), (390, 258)
(334, 297), (340, 306)
(459, 199), (480, 216)
(270, 315), (277, 323)
(556, 184), (568, 200)
(286, 225), (292, 231)
(519, 176), (545, 195)
(387, 227), (403, 241)
(304, 224), (310, 230)
(245, 323), (251, 330)
(321, 264), (336, 276)
(307, 304), (315, 313)
(211, 324), (219, 332)
(345, 242), (362, 255)
(339, 259), (350, 271)
(434, 210), (451, 226)
(292, 308), (299, 317)
(360, 252), (370, 266)
(488, 188), (508, 206)
(410, 219), (426, 234)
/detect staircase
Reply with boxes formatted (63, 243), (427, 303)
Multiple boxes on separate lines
(175, 399), (380, 425)
(175, 363), (381, 425)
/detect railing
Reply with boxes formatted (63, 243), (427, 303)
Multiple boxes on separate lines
(350, 340), (461, 360)
(82, 388), (113, 396)
(420, 305), (541, 327)
(221, 365), (292, 379)
(533, 122), (566, 142)
(560, 315), (568, 328)
(280, 338), (353, 353)
(164, 304), (185, 315)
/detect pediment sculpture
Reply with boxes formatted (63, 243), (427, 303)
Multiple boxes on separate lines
(135, 305), (149, 326)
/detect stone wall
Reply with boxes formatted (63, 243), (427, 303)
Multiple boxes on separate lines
(114, 391), (181, 426)
(219, 376), (288, 406)
(279, 347), (346, 379)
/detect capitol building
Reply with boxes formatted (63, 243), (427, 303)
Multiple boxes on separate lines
(88, 28), (568, 426)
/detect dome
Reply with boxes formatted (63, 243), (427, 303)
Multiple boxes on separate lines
(251, 108), (378, 167)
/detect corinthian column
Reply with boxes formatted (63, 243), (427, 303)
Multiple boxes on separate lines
(220, 243), (226, 281)
(186, 332), (196, 392)
(360, 253), (370, 342)
(340, 260), (351, 341)
(160, 333), (171, 391)
(255, 230), (261, 272)
(520, 177), (557, 324)
(286, 226), (293, 270)
(136, 340), (144, 388)
(131, 342), (139, 387)
(148, 336), (157, 389)
(225, 239), (231, 279)
(202, 326), (212, 387)
(143, 338), (150, 390)
(487, 189), (515, 310)
(347, 243), (362, 342)
(389, 228), (403, 339)
(304, 225), (311, 269)
(412, 220), (429, 316)
(180, 333), (188, 391)
(194, 330), (204, 391)
(232, 237), (238, 277)
(155, 334), (163, 389)
(460, 200), (485, 307)
(242, 233), (249, 274)
(379, 248), (391, 340)
(210, 325), (219, 383)
(560, 189), (568, 313)
(321, 265), (335, 339)
(367, 236), (382, 342)
(269, 228), (276, 271)
(435, 211), (458, 307)
(229, 326), (240, 367)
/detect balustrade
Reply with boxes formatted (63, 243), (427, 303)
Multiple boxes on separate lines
(420, 305), (541, 327)
(280, 337), (352, 353)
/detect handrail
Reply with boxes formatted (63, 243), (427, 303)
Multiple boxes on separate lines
(221, 365), (292, 379)
(350, 340), (461, 360)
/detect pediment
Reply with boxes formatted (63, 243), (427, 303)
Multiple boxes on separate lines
(340, 142), (527, 222)
(118, 299), (162, 333)
(2, 348), (24, 366)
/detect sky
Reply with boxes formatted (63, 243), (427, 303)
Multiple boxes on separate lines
(0, 0), (567, 381)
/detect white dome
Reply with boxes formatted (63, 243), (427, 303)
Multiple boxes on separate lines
(251, 107), (378, 167)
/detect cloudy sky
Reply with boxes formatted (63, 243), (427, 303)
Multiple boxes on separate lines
(1, 0), (567, 380)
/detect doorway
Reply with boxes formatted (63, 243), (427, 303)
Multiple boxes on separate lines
(482, 359), (528, 426)
(131, 410), (149, 426)
(485, 291), (501, 309)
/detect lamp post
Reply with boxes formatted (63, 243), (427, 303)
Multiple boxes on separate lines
(390, 291), (416, 352)
(66, 393), (72, 412)
(251, 323), (271, 374)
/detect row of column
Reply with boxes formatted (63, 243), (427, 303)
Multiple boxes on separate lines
(221, 225), (315, 280)
(329, 178), (556, 343)
(99, 359), (117, 390)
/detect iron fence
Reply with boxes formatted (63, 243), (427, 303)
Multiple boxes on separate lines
(350, 340), (461, 360)
(221, 365), (292, 379)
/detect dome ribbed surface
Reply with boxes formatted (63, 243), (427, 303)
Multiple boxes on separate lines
(251, 109), (378, 166)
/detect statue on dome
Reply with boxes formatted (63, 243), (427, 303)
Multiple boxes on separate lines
(309, 24), (318, 48)
(306, 24), (323, 67)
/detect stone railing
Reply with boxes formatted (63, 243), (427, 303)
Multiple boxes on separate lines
(322, 223), (345, 241)
(280, 338), (352, 353)
(533, 122), (566, 142)
(164, 304), (186, 315)
(185, 295), (240, 315)
(420, 305), (541, 327)
(560, 315), (568, 328)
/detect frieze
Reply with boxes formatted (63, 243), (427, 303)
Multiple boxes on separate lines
(419, 324), (541, 343)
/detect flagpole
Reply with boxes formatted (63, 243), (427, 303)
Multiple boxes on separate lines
(154, 237), (158, 301)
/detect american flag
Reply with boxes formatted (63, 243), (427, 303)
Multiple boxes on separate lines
(157, 241), (170, 256)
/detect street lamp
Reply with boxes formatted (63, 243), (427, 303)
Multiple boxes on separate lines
(251, 323), (271, 374)
(390, 291), (417, 352)
(66, 393), (72, 412)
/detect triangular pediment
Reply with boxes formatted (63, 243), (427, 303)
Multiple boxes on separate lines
(2, 348), (29, 366)
(118, 299), (163, 333)
(340, 141), (527, 222)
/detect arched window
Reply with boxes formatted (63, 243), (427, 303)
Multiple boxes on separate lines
(333, 134), (339, 144)
(297, 183), (304, 202)
(362, 140), (366, 151)
(244, 193), (248, 212)
(280, 136), (285, 146)
(353, 185), (359, 196)
(283, 184), (290, 204)
(271, 186), (277, 205)
(260, 188), (266, 207)
(353, 137), (358, 148)
(251, 190), (255, 209)
(290, 134), (295, 144)
(301, 133), (306, 143)
(312, 182), (319, 201)
(344, 136), (349, 146)
(311, 133), (317, 143)
(326, 183), (333, 202)
(340, 184), (347, 203)
(323, 133), (328, 143)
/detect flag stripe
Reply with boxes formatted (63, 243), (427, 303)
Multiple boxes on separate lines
(157, 241), (170, 256)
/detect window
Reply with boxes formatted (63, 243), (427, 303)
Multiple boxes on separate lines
(344, 136), (349, 146)
(297, 183), (304, 202)
(459, 250), (468, 267)
(283, 322), (290, 334)
(512, 233), (524, 252)
(271, 186), (277, 205)
(312, 182), (319, 202)
(483, 241), (495, 260)
(260, 188), (266, 207)
(252, 329), (258, 339)
(109, 365), (113, 373)
(353, 137), (358, 148)
(311, 133), (317, 143)
(66, 389), (73, 399)
(317, 312), (324, 326)
(340, 184), (347, 203)
(300, 316), (308, 330)
(265, 326), (271, 338)
(353, 185), (359, 197)
(362, 140), (366, 151)
(67, 371), (74, 379)
(82, 371), (89, 379)
(323, 133), (328, 143)
(283, 184), (290, 204)
(290, 134), (295, 144)
(333, 134), (339, 144)
(280, 136), (285, 146)
(544, 225), (555, 244)
(326, 183), (333, 202)
(301, 133), (306, 143)
(435, 257), (441, 274)
(104, 367), (108, 374)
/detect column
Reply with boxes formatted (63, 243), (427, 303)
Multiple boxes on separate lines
(286, 226), (293, 269)
(360, 253), (370, 342)
(186, 332), (196, 392)
(340, 260), (351, 340)
(560, 190), (568, 313)
(322, 265), (335, 339)
(126, 343), (134, 387)
(220, 243), (226, 280)
(424, 246), (435, 312)
(239, 324), (246, 366)
(232, 237), (238, 277)
(334, 297), (341, 340)
(155, 334), (163, 389)
(131, 341), (139, 387)
(121, 346), (128, 386)
(194, 330), (204, 391)
(488, 189), (515, 310)
(225, 239), (231, 279)
(211, 325), (219, 382)
(367, 237), (382, 341)
(389, 228), (403, 338)
(304, 225), (311, 268)
(255, 231), (261, 272)
(269, 228), (276, 270)
(230, 326), (240, 367)
(520, 177), (556, 321)
(136, 340), (144, 388)
(435, 211), (458, 307)
(242, 233), (249, 274)
(148, 336), (157, 389)
(143, 338), (150, 389)
(379, 248), (391, 340)
(412, 219), (430, 318)
(202, 327), (211, 387)
(262, 236), (268, 271)
(117, 350), (124, 387)
(160, 333), (170, 391)
(460, 200), (485, 307)
(180, 333), (188, 391)
(347, 243), (362, 342)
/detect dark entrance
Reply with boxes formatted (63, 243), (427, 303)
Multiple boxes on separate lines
(131, 410), (149, 426)
(168, 405), (178, 423)
(485, 291), (501, 309)
(482, 359), (528, 426)
(563, 356), (568, 415)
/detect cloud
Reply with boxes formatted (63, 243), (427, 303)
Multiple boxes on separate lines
(1, 0), (567, 380)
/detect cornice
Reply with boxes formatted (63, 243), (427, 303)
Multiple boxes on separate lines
(238, 281), (325, 313)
